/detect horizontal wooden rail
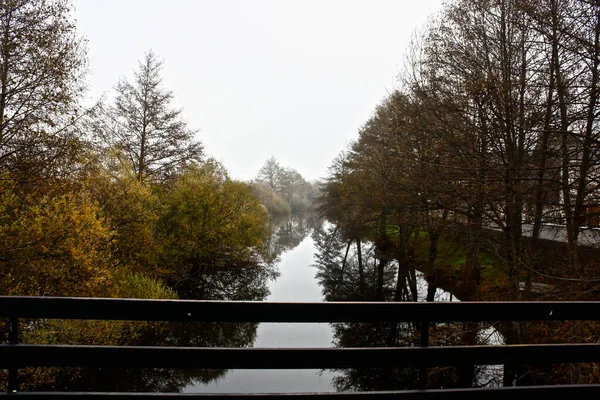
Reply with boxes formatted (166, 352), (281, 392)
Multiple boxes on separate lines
(1, 343), (600, 369)
(2, 296), (600, 322)
(3, 297), (600, 396)
(1, 385), (600, 399)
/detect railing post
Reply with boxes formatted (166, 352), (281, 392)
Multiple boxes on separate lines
(419, 320), (429, 389)
(8, 316), (19, 392)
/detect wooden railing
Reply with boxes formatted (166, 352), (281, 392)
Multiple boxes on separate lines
(1, 296), (600, 398)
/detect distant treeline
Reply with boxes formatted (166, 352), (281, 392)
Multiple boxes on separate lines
(252, 157), (319, 217)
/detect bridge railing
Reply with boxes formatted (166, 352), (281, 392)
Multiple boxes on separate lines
(1, 296), (600, 398)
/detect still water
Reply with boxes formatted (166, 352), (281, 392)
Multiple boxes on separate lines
(10, 217), (509, 392)
(9, 219), (556, 392)
(185, 218), (502, 393)
(186, 234), (340, 393)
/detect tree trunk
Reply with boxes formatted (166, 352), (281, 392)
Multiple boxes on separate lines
(376, 258), (387, 301)
(573, 4), (600, 272)
(395, 261), (409, 302)
(408, 267), (418, 302)
(0, 8), (12, 144)
(339, 240), (352, 284)
(356, 238), (365, 296)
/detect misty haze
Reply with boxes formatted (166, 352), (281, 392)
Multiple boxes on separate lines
(1, 0), (600, 397)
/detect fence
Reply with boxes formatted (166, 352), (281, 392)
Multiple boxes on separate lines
(1, 296), (600, 398)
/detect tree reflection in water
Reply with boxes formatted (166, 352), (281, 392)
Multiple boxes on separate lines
(312, 223), (504, 391)
(19, 215), (320, 392)
(266, 214), (321, 262)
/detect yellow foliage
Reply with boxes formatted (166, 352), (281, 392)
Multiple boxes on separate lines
(157, 162), (270, 284)
(84, 168), (160, 274)
(0, 180), (114, 297)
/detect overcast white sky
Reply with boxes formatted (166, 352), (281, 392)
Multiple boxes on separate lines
(74, 0), (443, 182)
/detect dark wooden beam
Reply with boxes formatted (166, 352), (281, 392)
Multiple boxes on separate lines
(2, 296), (600, 323)
(1, 385), (600, 399)
(1, 343), (599, 369)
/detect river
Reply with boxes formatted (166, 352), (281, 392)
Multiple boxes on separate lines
(186, 232), (340, 393)
(185, 218), (503, 393)
(7, 218), (565, 392)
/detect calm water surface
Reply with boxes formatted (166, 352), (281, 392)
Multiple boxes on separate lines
(186, 235), (340, 393)
(185, 221), (503, 393)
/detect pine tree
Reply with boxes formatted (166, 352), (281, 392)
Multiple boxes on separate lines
(106, 51), (202, 182)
